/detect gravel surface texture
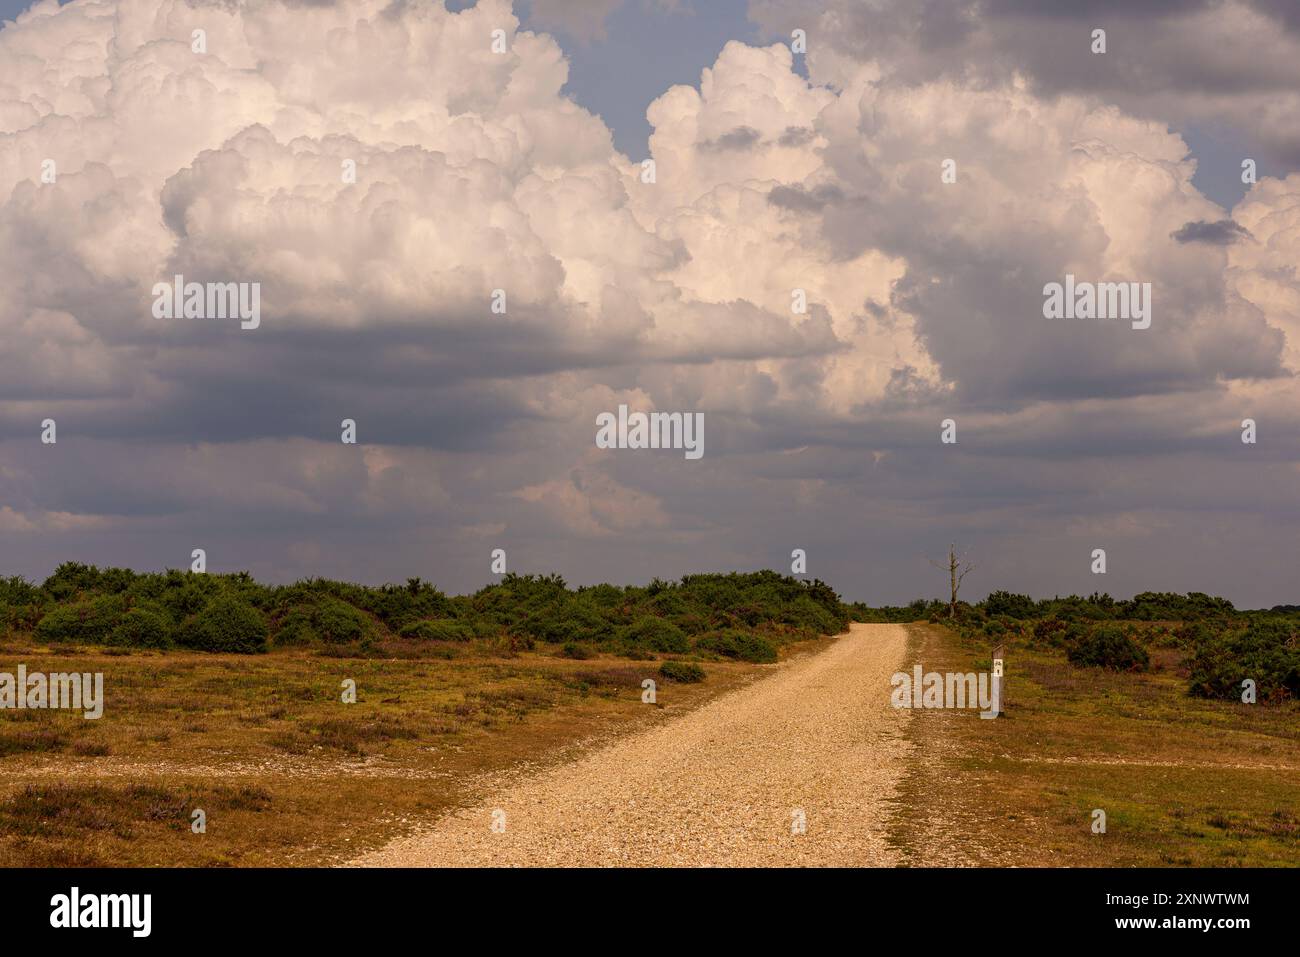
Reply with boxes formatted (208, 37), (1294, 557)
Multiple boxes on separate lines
(354, 623), (912, 867)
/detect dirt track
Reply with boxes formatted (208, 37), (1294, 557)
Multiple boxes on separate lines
(353, 623), (912, 867)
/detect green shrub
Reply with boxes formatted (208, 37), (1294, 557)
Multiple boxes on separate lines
(33, 595), (124, 645)
(40, 561), (111, 601)
(1188, 618), (1299, 702)
(646, 591), (689, 619)
(1031, 617), (1069, 647)
(0, 599), (42, 633)
(620, 616), (689, 653)
(107, 607), (173, 648)
(1038, 593), (1116, 622)
(20, 564), (863, 662)
(1066, 623), (1149, 672)
(1124, 591), (1235, 621)
(306, 577), (453, 631)
(560, 642), (593, 660)
(516, 601), (613, 644)
(0, 577), (43, 633)
(470, 573), (571, 631)
(0, 575), (41, 607)
(399, 619), (475, 642)
(695, 629), (778, 663)
(312, 598), (370, 644)
(141, 571), (226, 621)
(274, 607), (317, 646)
(33, 604), (82, 644)
(982, 591), (1037, 619)
(659, 660), (705, 683)
(180, 596), (268, 653)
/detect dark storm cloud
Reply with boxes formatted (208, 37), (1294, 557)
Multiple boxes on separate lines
(984, 0), (1216, 18)
(777, 126), (816, 147)
(702, 125), (762, 150)
(749, 0), (1300, 168)
(1248, 0), (1300, 31)
(766, 183), (844, 211)
(1171, 219), (1252, 245)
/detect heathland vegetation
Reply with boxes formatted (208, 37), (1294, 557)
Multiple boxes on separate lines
(1, 564), (847, 666)
(3, 563), (1295, 703)
(857, 590), (1298, 704)
(1, 565), (1294, 866)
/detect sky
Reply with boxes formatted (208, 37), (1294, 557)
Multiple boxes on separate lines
(1, 0), (1298, 607)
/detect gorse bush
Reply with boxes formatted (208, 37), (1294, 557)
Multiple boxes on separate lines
(40, 562), (130, 601)
(983, 591), (1037, 619)
(694, 629), (778, 663)
(1030, 617), (1069, 647)
(180, 596), (269, 654)
(851, 598), (946, 623)
(937, 589), (1300, 706)
(0, 575), (42, 607)
(1065, 623), (1150, 672)
(311, 597), (371, 644)
(3, 564), (850, 658)
(398, 619), (475, 642)
(32, 604), (84, 644)
(108, 607), (173, 648)
(518, 600), (614, 645)
(659, 660), (706, 683)
(9, 563), (1298, 709)
(273, 607), (317, 645)
(1187, 618), (1299, 702)
(126, 568), (229, 621)
(970, 590), (1239, 624)
(620, 616), (689, 653)
(0, 576), (43, 633)
(1125, 591), (1236, 622)
(1041, 593), (1116, 621)
(34, 595), (124, 645)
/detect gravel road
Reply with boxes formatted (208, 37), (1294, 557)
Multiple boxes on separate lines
(353, 623), (912, 867)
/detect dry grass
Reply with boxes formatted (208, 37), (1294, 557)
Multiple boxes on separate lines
(892, 623), (1300, 866)
(0, 642), (766, 866)
(11, 623), (1286, 868)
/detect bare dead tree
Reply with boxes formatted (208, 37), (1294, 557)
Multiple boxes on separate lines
(929, 543), (975, 619)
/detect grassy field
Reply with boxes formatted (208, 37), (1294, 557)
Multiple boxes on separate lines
(891, 623), (1300, 866)
(4, 611), (1296, 867)
(0, 639), (779, 866)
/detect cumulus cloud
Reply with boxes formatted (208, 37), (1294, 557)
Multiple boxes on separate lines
(0, 0), (1297, 603)
(749, 0), (1300, 167)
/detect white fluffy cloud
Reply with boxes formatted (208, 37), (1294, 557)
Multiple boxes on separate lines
(0, 0), (1297, 601)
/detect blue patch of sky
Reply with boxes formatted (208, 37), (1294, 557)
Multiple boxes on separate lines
(516, 0), (760, 159)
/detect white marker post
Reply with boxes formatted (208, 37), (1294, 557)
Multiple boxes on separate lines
(984, 642), (1005, 719)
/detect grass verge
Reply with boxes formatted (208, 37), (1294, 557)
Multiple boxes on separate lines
(0, 644), (770, 866)
(890, 623), (1300, 866)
